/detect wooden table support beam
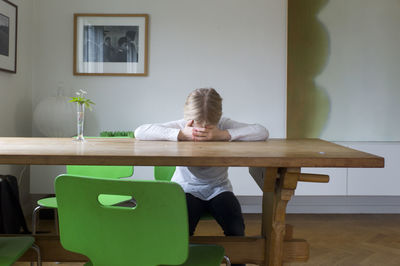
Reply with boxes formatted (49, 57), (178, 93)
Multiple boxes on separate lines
(17, 235), (309, 264)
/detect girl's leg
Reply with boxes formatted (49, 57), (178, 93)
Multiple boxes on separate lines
(208, 191), (246, 266)
(208, 191), (245, 236)
(186, 193), (207, 236)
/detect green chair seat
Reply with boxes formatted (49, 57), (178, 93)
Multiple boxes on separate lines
(38, 194), (132, 208)
(0, 236), (34, 265)
(159, 244), (225, 266)
(199, 212), (214, 220)
(97, 195), (133, 206)
(37, 197), (58, 208)
(180, 244), (225, 266)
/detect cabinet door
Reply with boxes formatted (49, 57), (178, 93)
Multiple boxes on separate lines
(347, 142), (400, 195)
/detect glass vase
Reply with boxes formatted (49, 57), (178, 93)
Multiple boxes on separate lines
(75, 103), (85, 141)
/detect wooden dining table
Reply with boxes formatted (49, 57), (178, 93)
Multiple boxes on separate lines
(0, 137), (384, 265)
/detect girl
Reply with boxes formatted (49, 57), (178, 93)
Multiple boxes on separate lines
(135, 88), (269, 264)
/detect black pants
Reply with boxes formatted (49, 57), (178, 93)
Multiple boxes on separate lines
(186, 192), (245, 266)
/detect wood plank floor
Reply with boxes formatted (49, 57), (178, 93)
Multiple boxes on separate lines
(15, 214), (400, 266)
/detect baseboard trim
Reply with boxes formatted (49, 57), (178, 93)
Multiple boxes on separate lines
(237, 196), (400, 214)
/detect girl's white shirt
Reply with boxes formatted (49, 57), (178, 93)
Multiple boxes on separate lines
(134, 117), (269, 200)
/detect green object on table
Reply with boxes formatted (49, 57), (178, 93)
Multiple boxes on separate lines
(55, 175), (225, 266)
(154, 166), (213, 220)
(99, 131), (134, 138)
(0, 236), (38, 265)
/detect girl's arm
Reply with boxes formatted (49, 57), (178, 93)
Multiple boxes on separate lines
(134, 120), (185, 141)
(221, 118), (269, 141)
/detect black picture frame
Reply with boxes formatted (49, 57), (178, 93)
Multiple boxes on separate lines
(0, 0), (17, 73)
(74, 14), (149, 76)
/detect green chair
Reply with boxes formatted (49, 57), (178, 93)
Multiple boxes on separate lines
(154, 165), (177, 181)
(155, 167), (231, 265)
(0, 236), (41, 265)
(32, 162), (133, 234)
(154, 166), (213, 220)
(55, 174), (229, 266)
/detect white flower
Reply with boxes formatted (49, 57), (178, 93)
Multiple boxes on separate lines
(75, 89), (87, 97)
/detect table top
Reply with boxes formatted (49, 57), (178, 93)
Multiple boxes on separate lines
(0, 137), (384, 168)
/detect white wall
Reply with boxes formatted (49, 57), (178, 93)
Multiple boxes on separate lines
(0, 0), (32, 136)
(317, 0), (400, 141)
(0, 0), (397, 214)
(0, 0), (33, 213)
(30, 0), (288, 194)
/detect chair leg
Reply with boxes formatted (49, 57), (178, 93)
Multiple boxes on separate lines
(31, 243), (42, 266)
(32, 206), (59, 235)
(223, 255), (231, 266)
(32, 206), (42, 234)
(54, 209), (59, 235)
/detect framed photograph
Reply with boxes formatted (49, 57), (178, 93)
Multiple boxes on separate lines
(0, 0), (17, 73)
(74, 14), (148, 76)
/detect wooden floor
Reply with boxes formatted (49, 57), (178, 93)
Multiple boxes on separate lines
(15, 214), (400, 266)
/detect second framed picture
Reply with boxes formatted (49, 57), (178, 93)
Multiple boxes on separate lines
(74, 13), (149, 76)
(0, 0), (18, 73)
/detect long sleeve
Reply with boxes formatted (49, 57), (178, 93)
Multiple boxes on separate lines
(134, 120), (185, 141)
(220, 118), (269, 141)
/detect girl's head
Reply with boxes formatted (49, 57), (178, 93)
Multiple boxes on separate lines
(184, 88), (222, 127)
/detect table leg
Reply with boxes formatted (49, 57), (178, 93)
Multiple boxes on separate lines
(261, 167), (299, 266)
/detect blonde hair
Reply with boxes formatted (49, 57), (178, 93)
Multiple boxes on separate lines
(183, 88), (222, 125)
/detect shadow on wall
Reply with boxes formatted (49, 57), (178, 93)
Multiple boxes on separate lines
(287, 0), (331, 139)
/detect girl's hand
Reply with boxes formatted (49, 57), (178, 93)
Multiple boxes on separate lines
(192, 125), (231, 141)
(178, 120), (195, 141)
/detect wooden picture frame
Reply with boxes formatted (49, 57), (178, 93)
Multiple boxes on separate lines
(0, 0), (17, 73)
(73, 14), (149, 76)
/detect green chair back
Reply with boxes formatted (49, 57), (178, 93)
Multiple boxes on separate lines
(154, 166), (176, 181)
(67, 135), (133, 179)
(37, 164), (133, 208)
(55, 175), (189, 266)
(0, 236), (35, 265)
(67, 163), (134, 206)
(67, 165), (133, 179)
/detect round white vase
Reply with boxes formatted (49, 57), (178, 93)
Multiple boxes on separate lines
(33, 95), (76, 137)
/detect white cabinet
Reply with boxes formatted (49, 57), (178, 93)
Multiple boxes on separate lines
(346, 142), (400, 195)
(294, 142), (400, 196)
